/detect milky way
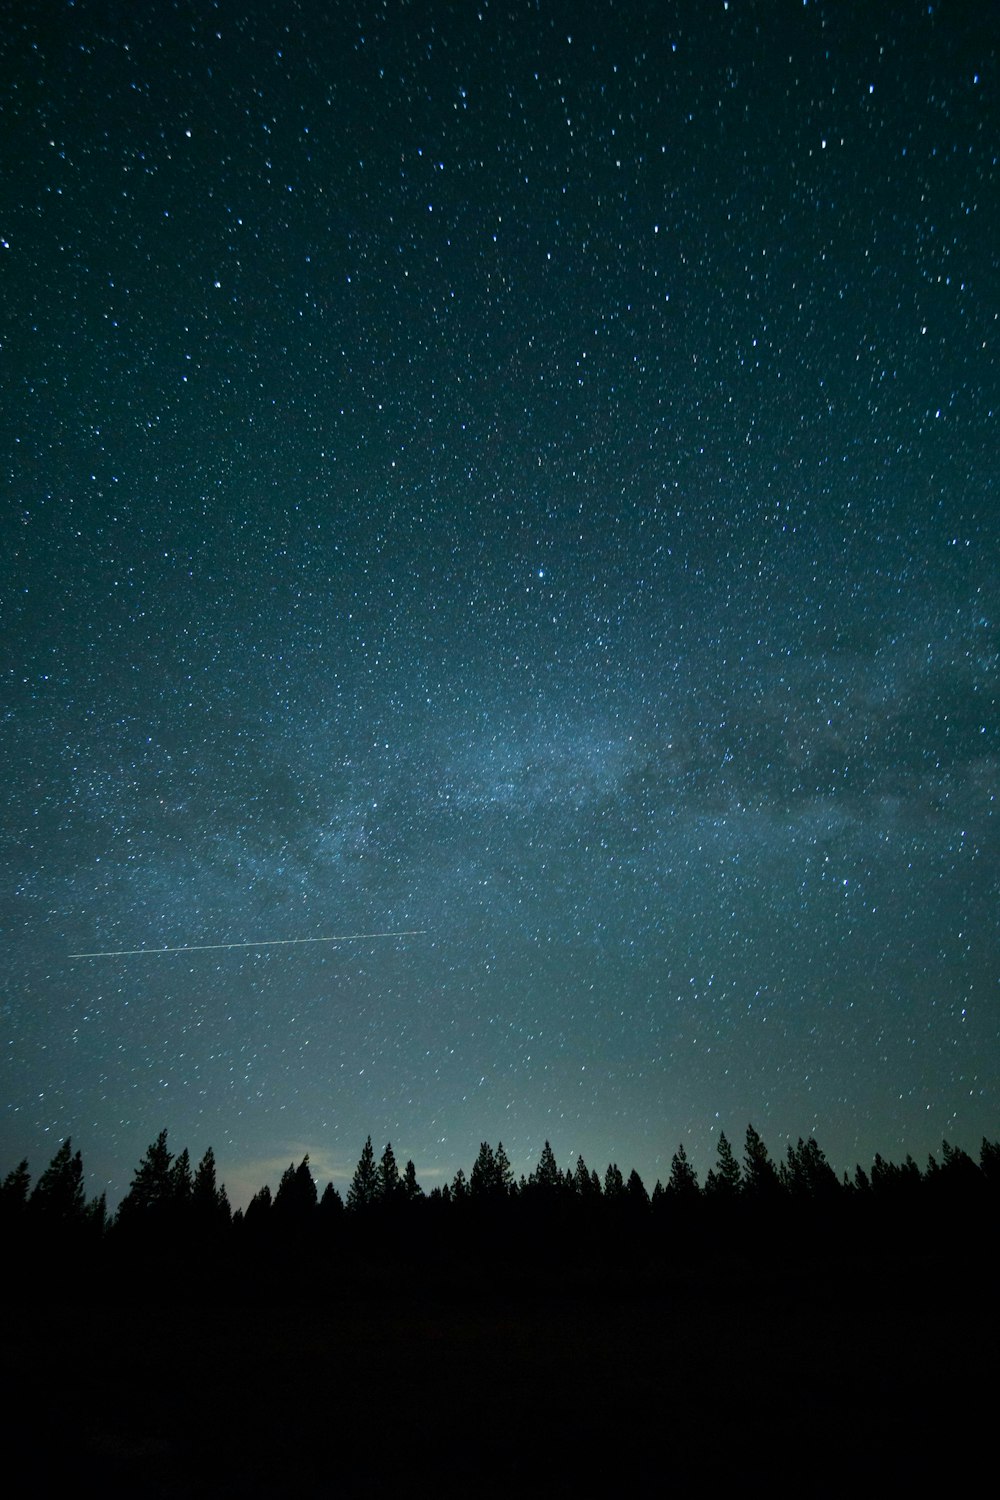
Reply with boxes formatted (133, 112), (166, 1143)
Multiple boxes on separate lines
(2, 2), (996, 1205)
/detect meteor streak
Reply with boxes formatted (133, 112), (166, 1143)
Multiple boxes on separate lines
(69, 930), (427, 958)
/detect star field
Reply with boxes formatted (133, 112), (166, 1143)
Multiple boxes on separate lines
(2, 1), (997, 1205)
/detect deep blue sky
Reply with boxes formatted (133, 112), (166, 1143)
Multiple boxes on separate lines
(3, 0), (996, 1207)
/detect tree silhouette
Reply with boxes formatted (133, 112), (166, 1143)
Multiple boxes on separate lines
(29, 1138), (86, 1226)
(319, 1182), (344, 1223)
(1, 1160), (30, 1218)
(117, 1129), (174, 1227)
(170, 1147), (193, 1209)
(275, 1155), (318, 1222)
(470, 1142), (512, 1202)
(743, 1125), (782, 1200)
(275, 1163), (297, 1206)
(870, 1152), (922, 1201)
(852, 1164), (871, 1194)
(527, 1142), (565, 1209)
(192, 1147), (230, 1226)
(495, 1143), (515, 1198)
(704, 1131), (741, 1199)
(470, 1142), (497, 1199)
(85, 1191), (108, 1237)
(869, 1153), (894, 1194)
(940, 1139), (979, 1183)
(532, 1141), (561, 1193)
(782, 1137), (840, 1202)
(667, 1143), (700, 1202)
(574, 1154), (601, 1199)
(347, 1137), (378, 1212)
(6, 1116), (997, 1285)
(926, 1140), (982, 1218)
(377, 1142), (402, 1204)
(626, 1168), (649, 1208)
(245, 1182), (272, 1227)
(604, 1163), (625, 1199)
(980, 1137), (1000, 1187)
(402, 1160), (423, 1201)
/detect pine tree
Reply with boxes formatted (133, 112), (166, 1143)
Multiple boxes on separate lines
(667, 1143), (700, 1200)
(980, 1137), (1000, 1187)
(319, 1182), (344, 1222)
(495, 1142), (515, 1197)
(704, 1131), (741, 1199)
(784, 1137), (840, 1200)
(377, 1142), (402, 1204)
(295, 1155), (318, 1211)
(941, 1139), (978, 1179)
(245, 1183), (272, 1226)
(604, 1163), (625, 1199)
(470, 1142), (497, 1198)
(870, 1152), (894, 1194)
(743, 1125), (782, 1200)
(574, 1154), (599, 1198)
(117, 1129), (174, 1226)
(274, 1155), (318, 1221)
(170, 1147), (193, 1207)
(530, 1141), (561, 1194)
(275, 1162), (297, 1207)
(192, 1147), (216, 1209)
(192, 1147), (230, 1225)
(30, 1138), (86, 1225)
(402, 1160), (423, 1201)
(85, 1192), (108, 1236)
(1, 1160), (30, 1217)
(469, 1142), (511, 1201)
(347, 1136), (379, 1212)
(626, 1168), (650, 1207)
(928, 1140), (981, 1202)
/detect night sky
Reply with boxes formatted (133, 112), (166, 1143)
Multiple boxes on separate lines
(3, 1), (997, 1208)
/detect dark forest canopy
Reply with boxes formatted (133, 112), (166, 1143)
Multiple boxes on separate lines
(4, 1126), (999, 1249)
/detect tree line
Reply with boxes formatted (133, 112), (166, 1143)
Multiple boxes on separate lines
(3, 1124), (998, 1261)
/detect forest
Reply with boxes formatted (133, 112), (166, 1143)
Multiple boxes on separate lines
(6, 1125), (997, 1494)
(4, 1124), (998, 1282)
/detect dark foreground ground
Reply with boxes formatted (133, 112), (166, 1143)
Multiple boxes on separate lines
(7, 1249), (996, 1495)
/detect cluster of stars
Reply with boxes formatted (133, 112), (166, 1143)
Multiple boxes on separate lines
(1, 2), (995, 1205)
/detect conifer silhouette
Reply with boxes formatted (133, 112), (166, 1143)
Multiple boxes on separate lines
(170, 1147), (193, 1208)
(30, 1138), (86, 1225)
(192, 1147), (230, 1226)
(1, 1159), (30, 1216)
(530, 1141), (561, 1194)
(604, 1163), (625, 1199)
(402, 1160), (423, 1201)
(667, 1143), (700, 1201)
(377, 1142), (402, 1204)
(117, 1129), (174, 1226)
(743, 1125), (782, 1199)
(347, 1136), (378, 1211)
(704, 1131), (741, 1198)
(319, 1182), (344, 1221)
(275, 1155), (318, 1221)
